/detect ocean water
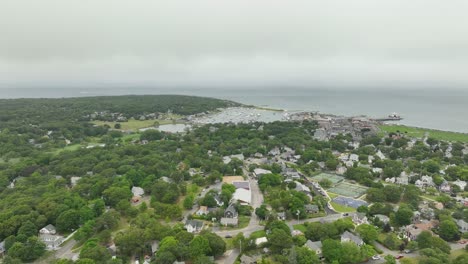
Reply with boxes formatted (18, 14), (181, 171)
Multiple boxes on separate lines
(0, 87), (467, 133)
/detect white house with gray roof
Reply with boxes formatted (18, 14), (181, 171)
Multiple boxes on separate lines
(341, 231), (364, 246)
(305, 240), (323, 256)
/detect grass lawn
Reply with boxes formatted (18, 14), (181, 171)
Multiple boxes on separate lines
(330, 201), (356, 213)
(224, 237), (235, 250)
(308, 212), (327, 218)
(249, 230), (266, 239)
(379, 124), (468, 143)
(327, 192), (339, 199)
(93, 119), (175, 131)
(293, 224), (307, 233)
(450, 249), (466, 260)
(0, 157), (21, 164)
(400, 257), (419, 264)
(121, 133), (141, 142)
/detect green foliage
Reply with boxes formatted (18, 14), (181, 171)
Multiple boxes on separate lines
(258, 173), (283, 191)
(355, 224), (378, 243)
(201, 232), (226, 257)
(438, 219), (460, 241)
(267, 228), (293, 253)
(7, 236), (45, 262)
(394, 204), (414, 226)
(416, 231), (451, 254)
(189, 236), (211, 258)
(296, 246), (320, 264)
(79, 239), (112, 263)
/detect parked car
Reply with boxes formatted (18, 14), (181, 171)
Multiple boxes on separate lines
(395, 255), (404, 259)
(404, 250), (412, 253)
(225, 235), (232, 238)
(372, 255), (381, 260)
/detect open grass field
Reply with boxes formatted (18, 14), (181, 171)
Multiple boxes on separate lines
(379, 124), (468, 143)
(0, 157), (21, 164)
(249, 230), (266, 239)
(450, 249), (466, 261)
(93, 119), (176, 131)
(293, 224), (307, 233)
(330, 201), (356, 213)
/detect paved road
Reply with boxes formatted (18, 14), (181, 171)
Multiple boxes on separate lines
(35, 239), (78, 264)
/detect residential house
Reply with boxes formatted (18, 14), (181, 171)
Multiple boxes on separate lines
(255, 237), (268, 246)
(374, 214), (390, 224)
(305, 240), (323, 256)
(313, 128), (328, 141)
(70, 176), (81, 187)
(268, 147), (281, 156)
(336, 166), (347, 175)
(232, 188), (251, 205)
(439, 181), (451, 193)
(352, 213), (368, 225)
(372, 167), (383, 174)
(415, 175), (435, 189)
(457, 219), (468, 232)
(240, 255), (258, 264)
(339, 153), (350, 162)
(453, 179), (467, 191)
(376, 150), (386, 160)
(151, 241), (159, 255)
(220, 217), (238, 226)
(196, 206), (209, 216)
(305, 204), (319, 214)
(233, 181), (250, 190)
(224, 204), (238, 218)
(185, 220), (204, 233)
(40, 233), (64, 250)
(283, 168), (302, 180)
(294, 181), (311, 194)
(254, 168), (272, 178)
(349, 154), (359, 162)
(341, 231), (364, 246)
(131, 186), (145, 197)
(291, 230), (304, 236)
(277, 212), (286, 221)
(40, 224), (57, 235)
(396, 175), (409, 185)
(404, 221), (438, 240)
(214, 194), (225, 207)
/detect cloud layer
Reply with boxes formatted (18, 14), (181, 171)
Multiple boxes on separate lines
(1, 0), (467, 89)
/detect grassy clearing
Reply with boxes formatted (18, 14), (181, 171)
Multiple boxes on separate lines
(0, 157), (21, 164)
(92, 119), (175, 131)
(121, 133), (141, 142)
(400, 257), (419, 264)
(450, 249), (466, 260)
(379, 124), (468, 143)
(249, 230), (266, 239)
(330, 202), (356, 213)
(293, 224), (307, 233)
(327, 192), (339, 199)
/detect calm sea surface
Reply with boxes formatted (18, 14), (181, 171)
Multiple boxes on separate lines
(1, 88), (467, 133)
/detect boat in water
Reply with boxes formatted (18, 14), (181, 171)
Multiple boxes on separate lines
(375, 112), (403, 121)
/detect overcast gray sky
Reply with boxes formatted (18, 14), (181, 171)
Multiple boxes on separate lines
(1, 0), (467, 89)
